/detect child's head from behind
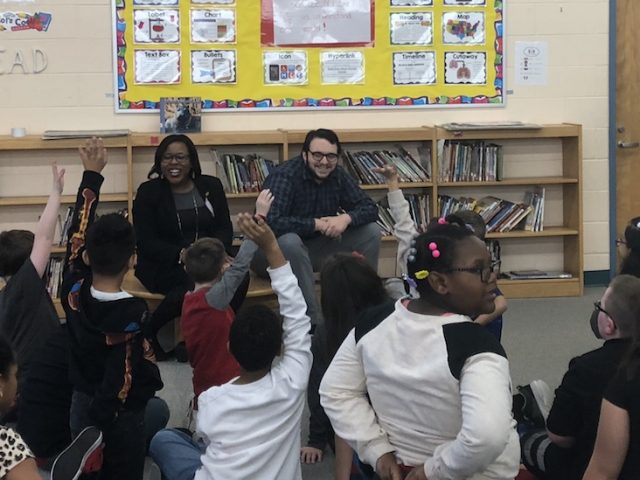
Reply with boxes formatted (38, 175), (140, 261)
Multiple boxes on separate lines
(0, 230), (34, 277)
(184, 238), (226, 284)
(596, 274), (640, 339)
(0, 336), (17, 415)
(452, 210), (487, 240)
(409, 216), (497, 317)
(320, 253), (387, 359)
(619, 216), (640, 277)
(229, 305), (283, 372)
(85, 214), (135, 277)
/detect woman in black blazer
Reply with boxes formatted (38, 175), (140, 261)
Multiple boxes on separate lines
(133, 134), (245, 359)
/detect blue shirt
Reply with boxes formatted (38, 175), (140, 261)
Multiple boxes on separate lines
(263, 156), (378, 238)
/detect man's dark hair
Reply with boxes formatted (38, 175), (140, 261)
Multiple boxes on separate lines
(0, 230), (34, 276)
(184, 237), (226, 284)
(86, 214), (135, 276)
(229, 305), (283, 372)
(301, 129), (342, 155)
(147, 134), (202, 179)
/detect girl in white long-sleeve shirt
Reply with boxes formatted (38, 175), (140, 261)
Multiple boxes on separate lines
(320, 216), (520, 480)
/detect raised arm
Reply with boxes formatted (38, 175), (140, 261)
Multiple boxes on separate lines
(30, 163), (65, 277)
(238, 213), (312, 387)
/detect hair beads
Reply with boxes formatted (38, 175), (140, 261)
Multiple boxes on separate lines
(429, 242), (440, 258)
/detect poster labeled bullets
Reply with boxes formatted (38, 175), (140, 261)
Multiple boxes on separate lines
(390, 12), (433, 45)
(191, 9), (236, 43)
(133, 9), (180, 44)
(444, 51), (486, 84)
(192, 50), (236, 83)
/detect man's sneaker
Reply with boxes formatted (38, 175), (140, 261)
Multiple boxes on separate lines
(51, 426), (103, 480)
(514, 379), (553, 428)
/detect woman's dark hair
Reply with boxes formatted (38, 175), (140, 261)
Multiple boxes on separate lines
(320, 253), (387, 360)
(301, 128), (342, 156)
(407, 214), (475, 297)
(147, 134), (202, 179)
(620, 216), (640, 277)
(0, 336), (15, 378)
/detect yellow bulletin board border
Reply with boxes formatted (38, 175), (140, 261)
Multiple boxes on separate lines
(112, 0), (504, 112)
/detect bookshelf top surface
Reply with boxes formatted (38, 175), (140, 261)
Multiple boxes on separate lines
(129, 131), (286, 147)
(0, 136), (128, 150)
(436, 124), (581, 140)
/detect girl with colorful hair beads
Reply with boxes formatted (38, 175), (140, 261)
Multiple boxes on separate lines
(320, 216), (520, 480)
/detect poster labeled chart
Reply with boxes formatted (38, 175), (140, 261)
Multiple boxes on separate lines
(112, 0), (504, 111)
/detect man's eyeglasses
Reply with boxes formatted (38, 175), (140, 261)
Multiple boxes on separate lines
(308, 151), (339, 163)
(161, 154), (190, 164)
(442, 260), (501, 283)
(593, 301), (613, 319)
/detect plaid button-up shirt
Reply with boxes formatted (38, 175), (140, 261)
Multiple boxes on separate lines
(263, 156), (378, 238)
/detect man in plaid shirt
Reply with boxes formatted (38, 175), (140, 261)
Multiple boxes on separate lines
(252, 128), (381, 328)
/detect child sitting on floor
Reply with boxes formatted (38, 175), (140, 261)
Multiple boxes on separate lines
(150, 212), (312, 480)
(180, 189), (273, 410)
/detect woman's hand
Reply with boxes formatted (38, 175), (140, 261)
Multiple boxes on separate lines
(79, 136), (107, 173)
(51, 162), (65, 195)
(255, 189), (274, 217)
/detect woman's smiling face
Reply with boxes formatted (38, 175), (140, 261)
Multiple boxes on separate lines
(160, 141), (192, 189)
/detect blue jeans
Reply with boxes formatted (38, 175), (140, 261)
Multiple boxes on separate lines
(150, 429), (205, 480)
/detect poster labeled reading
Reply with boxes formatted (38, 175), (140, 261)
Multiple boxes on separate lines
(393, 51), (435, 85)
(191, 9), (236, 43)
(442, 12), (484, 44)
(321, 51), (364, 84)
(134, 49), (181, 84)
(444, 51), (486, 84)
(133, 9), (180, 44)
(390, 12), (432, 45)
(263, 50), (307, 85)
(192, 50), (236, 83)
(268, 0), (373, 46)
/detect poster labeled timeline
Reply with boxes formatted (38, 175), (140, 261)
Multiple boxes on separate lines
(112, 0), (504, 111)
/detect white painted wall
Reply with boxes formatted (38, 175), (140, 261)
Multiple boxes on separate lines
(0, 0), (610, 271)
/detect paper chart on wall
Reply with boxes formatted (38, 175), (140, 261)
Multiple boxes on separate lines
(270, 0), (372, 46)
(192, 50), (236, 83)
(390, 0), (432, 5)
(134, 49), (181, 84)
(133, 10), (180, 44)
(444, 51), (486, 84)
(133, 0), (178, 5)
(191, 9), (236, 43)
(192, 0), (234, 3)
(393, 51), (435, 85)
(442, 11), (484, 45)
(444, 0), (485, 5)
(263, 51), (307, 85)
(390, 12), (432, 45)
(320, 51), (364, 84)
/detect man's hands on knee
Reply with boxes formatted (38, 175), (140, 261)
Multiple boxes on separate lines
(316, 214), (352, 238)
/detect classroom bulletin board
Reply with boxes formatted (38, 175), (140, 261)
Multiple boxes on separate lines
(112, 0), (504, 111)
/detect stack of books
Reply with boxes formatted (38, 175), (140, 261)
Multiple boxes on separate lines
(437, 191), (545, 233)
(45, 258), (64, 299)
(343, 147), (430, 185)
(211, 150), (276, 194)
(438, 141), (503, 182)
(57, 206), (75, 246)
(376, 194), (430, 236)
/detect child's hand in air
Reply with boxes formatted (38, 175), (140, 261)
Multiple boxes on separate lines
(373, 164), (399, 191)
(237, 212), (276, 250)
(255, 189), (274, 218)
(51, 162), (65, 195)
(79, 137), (107, 173)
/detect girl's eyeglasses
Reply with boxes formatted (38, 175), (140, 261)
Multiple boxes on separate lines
(443, 260), (501, 283)
(615, 238), (627, 247)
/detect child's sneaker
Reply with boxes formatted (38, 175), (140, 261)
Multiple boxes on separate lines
(51, 426), (103, 480)
(514, 379), (552, 428)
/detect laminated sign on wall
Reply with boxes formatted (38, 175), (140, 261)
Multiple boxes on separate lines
(112, 0), (504, 111)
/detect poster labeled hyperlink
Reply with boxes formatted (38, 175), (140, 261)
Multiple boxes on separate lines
(112, 0), (504, 111)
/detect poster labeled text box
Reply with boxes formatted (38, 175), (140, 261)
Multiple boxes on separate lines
(134, 49), (181, 84)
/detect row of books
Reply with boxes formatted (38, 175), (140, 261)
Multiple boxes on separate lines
(343, 147), (431, 185)
(211, 151), (276, 194)
(437, 188), (545, 233)
(437, 140), (503, 182)
(45, 257), (64, 299)
(376, 194), (431, 236)
(57, 207), (129, 247)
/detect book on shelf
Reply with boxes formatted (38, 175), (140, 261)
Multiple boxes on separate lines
(502, 270), (572, 280)
(58, 206), (75, 246)
(211, 150), (275, 194)
(376, 194), (430, 236)
(45, 257), (64, 299)
(438, 140), (503, 182)
(160, 97), (202, 134)
(343, 146), (430, 185)
(42, 129), (130, 140)
(439, 121), (542, 131)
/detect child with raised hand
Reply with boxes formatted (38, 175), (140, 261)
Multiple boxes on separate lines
(320, 215), (520, 480)
(180, 189), (274, 410)
(62, 137), (163, 480)
(150, 212), (312, 480)
(453, 209), (507, 341)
